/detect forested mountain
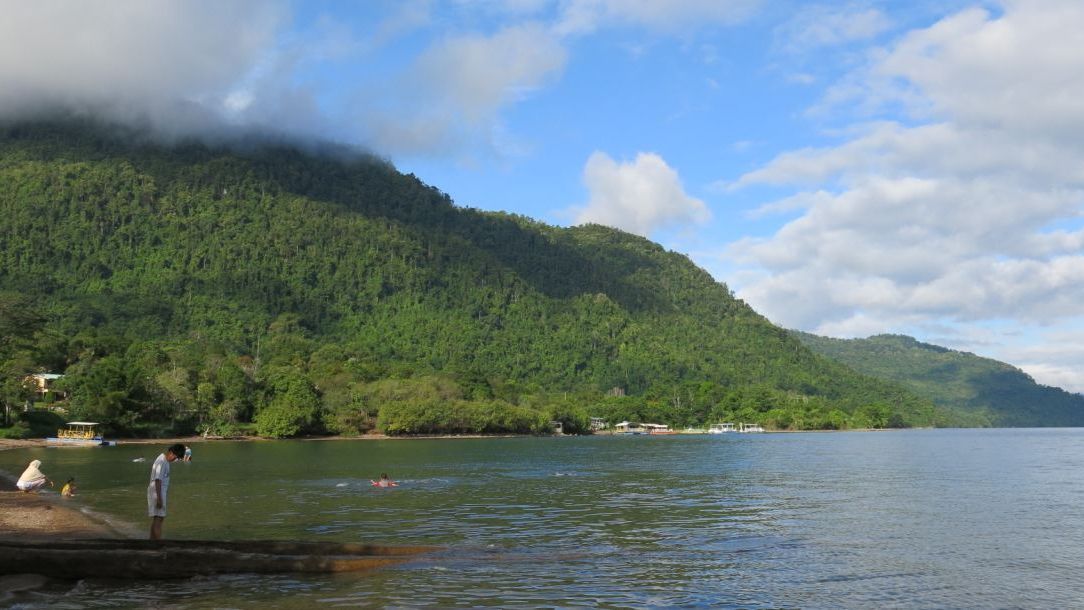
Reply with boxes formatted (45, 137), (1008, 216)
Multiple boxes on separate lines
(792, 332), (1084, 427)
(0, 119), (954, 437)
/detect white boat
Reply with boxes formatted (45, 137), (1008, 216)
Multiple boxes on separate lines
(708, 423), (736, 434)
(46, 422), (116, 446)
(738, 423), (764, 433)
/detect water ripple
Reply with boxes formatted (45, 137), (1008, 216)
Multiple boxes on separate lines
(4, 430), (1084, 607)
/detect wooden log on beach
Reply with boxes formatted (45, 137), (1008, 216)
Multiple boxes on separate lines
(0, 538), (440, 580)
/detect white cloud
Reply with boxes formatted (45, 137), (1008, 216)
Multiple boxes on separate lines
(573, 151), (711, 237)
(774, 4), (891, 53)
(727, 1), (1084, 390)
(417, 24), (567, 123)
(736, 121), (1084, 190)
(351, 0), (769, 157)
(368, 1), (433, 50)
(787, 73), (817, 85)
(0, 2), (570, 154)
(0, 0), (285, 136)
(555, 0), (761, 35)
(1004, 328), (1084, 393)
(1019, 363), (1083, 394)
(0, 1), (770, 157)
(354, 23), (567, 157)
(455, 0), (552, 16)
(877, 2), (1084, 141)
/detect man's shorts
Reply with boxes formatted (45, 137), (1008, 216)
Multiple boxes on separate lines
(147, 484), (167, 518)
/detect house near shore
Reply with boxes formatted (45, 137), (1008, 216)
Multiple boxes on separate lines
(24, 373), (65, 400)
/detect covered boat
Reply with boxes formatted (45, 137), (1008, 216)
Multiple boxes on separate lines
(45, 422), (115, 446)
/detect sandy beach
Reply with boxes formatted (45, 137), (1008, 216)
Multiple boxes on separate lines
(0, 454), (137, 540)
(0, 490), (119, 540)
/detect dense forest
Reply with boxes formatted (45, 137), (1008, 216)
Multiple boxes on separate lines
(793, 332), (1084, 427)
(0, 119), (958, 438)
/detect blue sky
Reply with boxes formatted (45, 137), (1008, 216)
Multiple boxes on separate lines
(3, 0), (1084, 393)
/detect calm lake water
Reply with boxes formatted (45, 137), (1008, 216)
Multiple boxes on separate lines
(3, 429), (1084, 608)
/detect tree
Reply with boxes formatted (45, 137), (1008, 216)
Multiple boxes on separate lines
(254, 367), (322, 438)
(0, 120), (952, 437)
(545, 399), (591, 434)
(0, 293), (44, 426)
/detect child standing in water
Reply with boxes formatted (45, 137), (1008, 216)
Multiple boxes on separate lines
(61, 477), (76, 497)
(148, 443), (187, 540)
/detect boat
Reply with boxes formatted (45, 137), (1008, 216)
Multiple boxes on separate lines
(45, 422), (116, 446)
(708, 423), (736, 434)
(614, 421), (645, 434)
(614, 422), (677, 435)
(738, 423), (765, 433)
(0, 538), (438, 579)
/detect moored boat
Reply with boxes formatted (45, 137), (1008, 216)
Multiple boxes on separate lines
(45, 422), (116, 446)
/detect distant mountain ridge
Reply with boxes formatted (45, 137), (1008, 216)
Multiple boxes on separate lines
(0, 119), (951, 435)
(792, 332), (1084, 427)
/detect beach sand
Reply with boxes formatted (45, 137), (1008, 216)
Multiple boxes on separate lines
(0, 490), (118, 540)
(0, 452), (138, 540)
(0, 485), (129, 602)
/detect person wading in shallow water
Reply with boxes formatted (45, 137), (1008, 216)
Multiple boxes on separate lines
(148, 444), (186, 540)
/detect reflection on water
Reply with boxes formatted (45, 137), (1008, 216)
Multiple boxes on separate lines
(3, 430), (1084, 608)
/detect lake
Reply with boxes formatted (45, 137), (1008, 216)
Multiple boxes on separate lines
(2, 428), (1084, 608)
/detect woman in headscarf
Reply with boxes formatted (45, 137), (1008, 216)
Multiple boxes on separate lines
(16, 459), (52, 492)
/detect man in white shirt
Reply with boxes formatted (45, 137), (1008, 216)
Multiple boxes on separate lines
(148, 443), (187, 540)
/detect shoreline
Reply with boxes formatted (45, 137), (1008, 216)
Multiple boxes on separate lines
(0, 432), (527, 452)
(0, 426), (939, 543)
(0, 432), (528, 550)
(0, 468), (138, 541)
(0, 426), (925, 453)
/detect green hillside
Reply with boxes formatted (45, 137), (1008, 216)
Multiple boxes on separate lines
(0, 119), (952, 437)
(792, 332), (1084, 427)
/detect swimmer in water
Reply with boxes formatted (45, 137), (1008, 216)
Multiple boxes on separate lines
(371, 473), (398, 488)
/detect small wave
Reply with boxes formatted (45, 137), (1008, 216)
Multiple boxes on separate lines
(78, 505), (142, 538)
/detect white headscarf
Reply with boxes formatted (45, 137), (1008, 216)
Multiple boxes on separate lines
(17, 460), (46, 486)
